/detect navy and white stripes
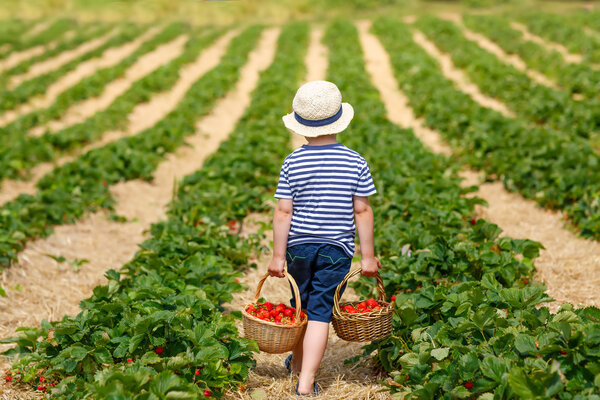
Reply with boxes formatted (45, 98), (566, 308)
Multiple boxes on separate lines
(274, 142), (377, 257)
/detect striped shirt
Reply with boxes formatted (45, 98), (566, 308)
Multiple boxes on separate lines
(274, 142), (377, 257)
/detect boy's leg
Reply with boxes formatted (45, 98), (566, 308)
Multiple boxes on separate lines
(297, 244), (352, 394)
(297, 321), (329, 394)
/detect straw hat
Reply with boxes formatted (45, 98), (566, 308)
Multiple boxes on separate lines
(282, 80), (354, 137)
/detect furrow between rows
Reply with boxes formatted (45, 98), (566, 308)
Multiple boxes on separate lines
(7, 27), (118, 89)
(0, 26), (160, 128)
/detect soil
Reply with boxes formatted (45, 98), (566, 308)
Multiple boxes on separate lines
(30, 28), (187, 136)
(0, 32), (191, 206)
(411, 28), (514, 118)
(510, 21), (585, 65)
(0, 27), (161, 129)
(0, 39), (59, 72)
(7, 28), (118, 90)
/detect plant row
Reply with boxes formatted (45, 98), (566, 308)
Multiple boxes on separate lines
(0, 25), (258, 269)
(518, 13), (600, 65)
(327, 19), (600, 399)
(415, 16), (600, 142)
(0, 19), (38, 51)
(380, 17), (600, 240)
(0, 22), (197, 182)
(0, 22), (192, 182)
(2, 22), (309, 399)
(0, 21), (110, 85)
(0, 18), (76, 60)
(0, 22), (126, 112)
(463, 14), (600, 101)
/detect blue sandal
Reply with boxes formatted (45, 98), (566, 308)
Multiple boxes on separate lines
(285, 354), (293, 374)
(296, 381), (320, 397)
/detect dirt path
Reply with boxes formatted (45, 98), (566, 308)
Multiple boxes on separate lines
(442, 14), (558, 89)
(7, 28), (117, 90)
(0, 27), (279, 381)
(0, 39), (60, 72)
(29, 28), (189, 136)
(357, 20), (600, 313)
(21, 20), (54, 39)
(0, 32), (195, 206)
(220, 25), (389, 400)
(0, 27), (161, 128)
(509, 21), (585, 65)
(411, 29), (515, 118)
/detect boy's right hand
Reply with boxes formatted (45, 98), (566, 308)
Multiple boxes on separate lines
(267, 256), (286, 278)
(361, 256), (382, 277)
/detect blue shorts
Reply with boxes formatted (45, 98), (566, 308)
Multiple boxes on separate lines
(286, 243), (352, 323)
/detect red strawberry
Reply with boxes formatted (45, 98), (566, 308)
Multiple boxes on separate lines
(195, 369), (201, 375)
(270, 309), (279, 318)
(391, 295), (396, 301)
(470, 219), (476, 225)
(560, 350), (567, 354)
(38, 385), (46, 392)
(39, 377), (45, 382)
(204, 389), (211, 397)
(246, 305), (256, 313)
(155, 347), (164, 355)
(102, 181), (107, 187)
(127, 358), (133, 363)
(5, 375), (12, 382)
(283, 308), (293, 317)
(366, 298), (378, 308)
(523, 278), (529, 284)
(264, 302), (273, 311)
(465, 381), (473, 389)
(274, 315), (282, 323)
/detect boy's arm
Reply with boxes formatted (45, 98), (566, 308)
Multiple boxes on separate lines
(268, 198), (293, 278)
(354, 195), (381, 277)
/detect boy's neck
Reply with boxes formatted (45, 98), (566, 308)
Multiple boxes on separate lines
(305, 134), (338, 146)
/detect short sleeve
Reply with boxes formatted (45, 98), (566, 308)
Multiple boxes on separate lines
(354, 161), (377, 197)
(274, 161), (293, 199)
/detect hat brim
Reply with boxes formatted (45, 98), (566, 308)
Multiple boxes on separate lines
(282, 103), (354, 137)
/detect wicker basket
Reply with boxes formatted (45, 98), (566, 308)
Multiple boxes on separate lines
(331, 268), (393, 342)
(242, 271), (307, 354)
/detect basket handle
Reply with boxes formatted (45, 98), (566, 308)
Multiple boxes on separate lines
(253, 271), (303, 321)
(333, 267), (387, 314)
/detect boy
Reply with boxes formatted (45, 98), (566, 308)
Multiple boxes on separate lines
(267, 80), (381, 396)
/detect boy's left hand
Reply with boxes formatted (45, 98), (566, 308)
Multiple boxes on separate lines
(267, 256), (286, 278)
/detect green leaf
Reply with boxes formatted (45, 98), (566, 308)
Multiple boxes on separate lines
(514, 334), (537, 355)
(430, 347), (449, 361)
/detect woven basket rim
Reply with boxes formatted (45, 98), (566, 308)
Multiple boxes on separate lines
(332, 301), (394, 321)
(242, 307), (308, 329)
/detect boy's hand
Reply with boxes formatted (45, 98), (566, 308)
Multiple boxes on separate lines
(268, 256), (286, 278)
(361, 256), (382, 277)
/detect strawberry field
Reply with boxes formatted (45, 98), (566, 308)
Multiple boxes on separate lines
(1, 4), (600, 399)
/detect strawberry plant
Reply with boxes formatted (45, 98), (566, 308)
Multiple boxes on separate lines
(462, 14), (600, 100)
(2, 21), (309, 398)
(0, 23), (115, 110)
(372, 17), (600, 240)
(0, 22), (204, 182)
(0, 25), (251, 267)
(326, 19), (600, 399)
(0, 18), (76, 59)
(416, 16), (600, 141)
(519, 13), (600, 64)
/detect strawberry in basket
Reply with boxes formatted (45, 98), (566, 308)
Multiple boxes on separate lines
(246, 302), (307, 325)
(343, 298), (384, 314)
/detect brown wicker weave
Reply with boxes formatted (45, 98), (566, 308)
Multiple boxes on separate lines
(331, 268), (393, 342)
(242, 271), (307, 354)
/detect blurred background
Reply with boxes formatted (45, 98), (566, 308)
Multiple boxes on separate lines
(1, 0), (598, 25)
